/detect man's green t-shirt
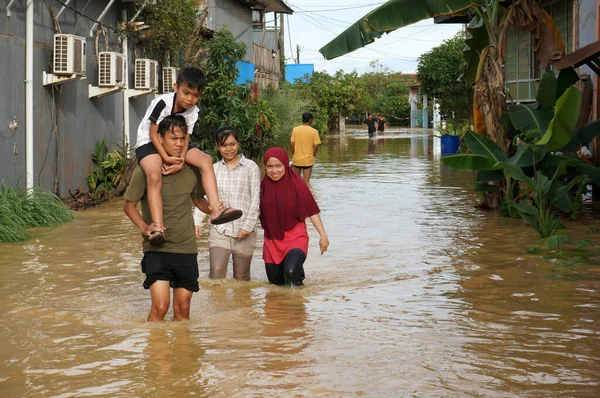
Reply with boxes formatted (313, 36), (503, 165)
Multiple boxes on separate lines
(124, 165), (204, 254)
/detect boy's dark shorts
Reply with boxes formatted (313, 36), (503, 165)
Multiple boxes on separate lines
(136, 142), (197, 163)
(141, 251), (199, 292)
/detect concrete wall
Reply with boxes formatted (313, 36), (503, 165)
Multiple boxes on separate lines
(0, 0), (153, 197)
(206, 0), (253, 62)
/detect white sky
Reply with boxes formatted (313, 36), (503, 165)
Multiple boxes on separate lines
(279, 0), (464, 75)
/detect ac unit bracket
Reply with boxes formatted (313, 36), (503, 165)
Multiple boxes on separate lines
(42, 71), (84, 86)
(89, 84), (123, 99)
(127, 88), (155, 99)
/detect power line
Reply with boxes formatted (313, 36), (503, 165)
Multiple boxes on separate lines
(54, 0), (117, 32)
(293, 3), (387, 12)
(292, 2), (386, 9)
(290, 7), (339, 37)
(287, 14), (296, 63)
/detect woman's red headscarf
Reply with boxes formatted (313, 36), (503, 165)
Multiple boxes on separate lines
(260, 147), (320, 240)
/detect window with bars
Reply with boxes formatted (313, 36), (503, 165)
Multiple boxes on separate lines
(504, 0), (573, 102)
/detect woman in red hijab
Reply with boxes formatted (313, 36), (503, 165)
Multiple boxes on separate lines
(260, 147), (329, 286)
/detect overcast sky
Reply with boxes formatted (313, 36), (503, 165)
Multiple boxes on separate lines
(280, 0), (464, 75)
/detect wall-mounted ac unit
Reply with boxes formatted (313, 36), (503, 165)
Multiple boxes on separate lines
(98, 52), (125, 87)
(135, 59), (159, 90)
(53, 34), (86, 76)
(162, 67), (179, 93)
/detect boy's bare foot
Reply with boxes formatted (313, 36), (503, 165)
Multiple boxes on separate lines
(146, 222), (166, 246)
(148, 231), (167, 246)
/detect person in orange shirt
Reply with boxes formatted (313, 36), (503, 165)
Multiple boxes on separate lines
(290, 112), (321, 184)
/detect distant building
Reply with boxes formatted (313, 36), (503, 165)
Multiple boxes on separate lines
(204, 0), (293, 89)
(0, 0), (294, 197)
(436, 0), (598, 119)
(0, 1), (153, 197)
(285, 64), (314, 83)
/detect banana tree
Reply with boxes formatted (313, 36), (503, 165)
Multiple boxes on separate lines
(442, 114), (600, 237)
(319, 0), (566, 209)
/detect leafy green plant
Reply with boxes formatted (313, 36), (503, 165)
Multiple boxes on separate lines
(508, 70), (582, 151)
(417, 32), (471, 121)
(88, 140), (108, 193)
(507, 169), (568, 238)
(129, 0), (198, 65)
(528, 233), (599, 265)
(0, 185), (74, 242)
(88, 140), (131, 195)
(443, 125), (598, 238)
(193, 29), (276, 160)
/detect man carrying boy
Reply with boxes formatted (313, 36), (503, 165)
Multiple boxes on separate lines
(125, 115), (211, 321)
(290, 112), (321, 184)
(135, 67), (241, 246)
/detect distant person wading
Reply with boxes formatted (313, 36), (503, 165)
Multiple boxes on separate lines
(291, 112), (321, 184)
(363, 113), (377, 138)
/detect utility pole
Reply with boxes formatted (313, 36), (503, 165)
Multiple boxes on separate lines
(296, 44), (300, 64)
(279, 13), (285, 81)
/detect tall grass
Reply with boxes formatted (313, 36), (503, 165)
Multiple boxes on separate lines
(0, 185), (75, 242)
(263, 90), (310, 150)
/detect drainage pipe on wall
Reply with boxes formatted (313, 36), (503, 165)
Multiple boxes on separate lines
(122, 10), (130, 150)
(26, 0), (34, 189)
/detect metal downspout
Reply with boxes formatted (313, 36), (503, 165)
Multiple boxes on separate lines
(26, 0), (33, 189)
(122, 10), (130, 150)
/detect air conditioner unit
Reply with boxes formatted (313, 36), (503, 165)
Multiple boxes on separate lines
(98, 52), (125, 87)
(53, 34), (86, 76)
(162, 67), (179, 93)
(135, 59), (159, 90)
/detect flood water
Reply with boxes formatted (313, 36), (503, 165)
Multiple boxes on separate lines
(1, 127), (599, 397)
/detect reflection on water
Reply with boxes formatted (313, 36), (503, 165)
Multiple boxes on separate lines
(1, 127), (599, 396)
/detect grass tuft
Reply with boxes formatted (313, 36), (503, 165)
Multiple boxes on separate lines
(0, 185), (75, 242)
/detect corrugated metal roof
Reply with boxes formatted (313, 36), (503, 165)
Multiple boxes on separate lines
(234, 0), (293, 14)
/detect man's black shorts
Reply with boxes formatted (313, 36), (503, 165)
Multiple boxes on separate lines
(136, 142), (197, 163)
(141, 251), (199, 292)
(292, 164), (313, 171)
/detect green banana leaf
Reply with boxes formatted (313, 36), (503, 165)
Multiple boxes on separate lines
(508, 201), (538, 217)
(549, 178), (580, 212)
(508, 69), (581, 138)
(541, 153), (599, 186)
(566, 160), (600, 187)
(507, 103), (554, 137)
(501, 162), (535, 188)
(536, 71), (557, 109)
(463, 131), (507, 162)
(537, 87), (582, 151)
(504, 142), (548, 167)
(561, 119), (600, 152)
(441, 153), (498, 170)
(462, 15), (489, 86)
(319, 0), (487, 60)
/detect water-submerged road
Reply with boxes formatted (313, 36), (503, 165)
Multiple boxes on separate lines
(1, 127), (599, 397)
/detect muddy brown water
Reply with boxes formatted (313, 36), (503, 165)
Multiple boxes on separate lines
(1, 128), (599, 397)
